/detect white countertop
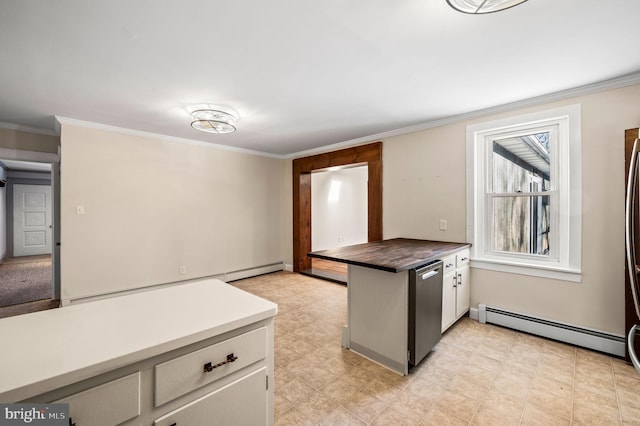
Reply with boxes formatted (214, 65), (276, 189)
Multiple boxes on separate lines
(0, 278), (277, 402)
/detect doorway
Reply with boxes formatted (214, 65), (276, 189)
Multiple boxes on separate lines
(0, 152), (60, 318)
(309, 164), (368, 283)
(292, 142), (383, 275)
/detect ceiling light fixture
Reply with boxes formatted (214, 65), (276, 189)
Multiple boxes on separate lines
(190, 109), (237, 134)
(446, 0), (528, 14)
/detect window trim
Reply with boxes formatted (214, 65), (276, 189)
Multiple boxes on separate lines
(466, 104), (582, 282)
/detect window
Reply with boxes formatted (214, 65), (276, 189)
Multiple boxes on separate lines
(466, 105), (581, 282)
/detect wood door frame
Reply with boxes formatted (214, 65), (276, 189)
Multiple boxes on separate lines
(293, 142), (383, 272)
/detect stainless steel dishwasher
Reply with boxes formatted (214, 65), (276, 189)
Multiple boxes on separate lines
(409, 260), (443, 367)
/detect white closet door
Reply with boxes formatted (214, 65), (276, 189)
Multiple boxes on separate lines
(13, 184), (52, 256)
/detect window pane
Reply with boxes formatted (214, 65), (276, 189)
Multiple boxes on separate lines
(492, 195), (550, 256)
(492, 132), (550, 193)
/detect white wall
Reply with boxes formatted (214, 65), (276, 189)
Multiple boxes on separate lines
(0, 165), (6, 260)
(60, 124), (287, 302)
(311, 166), (368, 251)
(380, 83), (640, 335)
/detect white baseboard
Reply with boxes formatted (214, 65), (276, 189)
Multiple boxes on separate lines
(284, 263), (294, 272)
(64, 261), (285, 305)
(224, 262), (285, 282)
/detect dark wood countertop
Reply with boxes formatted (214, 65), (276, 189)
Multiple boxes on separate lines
(308, 238), (470, 273)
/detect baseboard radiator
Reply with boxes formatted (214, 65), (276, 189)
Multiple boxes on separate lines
(478, 304), (625, 357)
(223, 261), (285, 282)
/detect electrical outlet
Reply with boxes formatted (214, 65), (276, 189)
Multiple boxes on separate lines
(439, 219), (448, 231)
(179, 266), (187, 275)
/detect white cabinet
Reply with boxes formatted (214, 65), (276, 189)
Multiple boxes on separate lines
(43, 324), (273, 426)
(441, 258), (457, 333)
(455, 258), (470, 318)
(154, 368), (267, 426)
(441, 248), (470, 332)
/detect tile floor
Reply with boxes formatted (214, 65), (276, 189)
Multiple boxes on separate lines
(232, 271), (640, 425)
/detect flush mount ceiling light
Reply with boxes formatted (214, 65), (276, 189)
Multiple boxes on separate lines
(447, 0), (528, 14)
(190, 109), (237, 134)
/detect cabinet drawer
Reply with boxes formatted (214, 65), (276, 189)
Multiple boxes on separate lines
(456, 249), (470, 268)
(155, 326), (267, 406)
(154, 367), (267, 426)
(55, 372), (140, 426)
(442, 255), (456, 275)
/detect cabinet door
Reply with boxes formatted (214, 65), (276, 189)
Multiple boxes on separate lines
(154, 367), (267, 426)
(441, 273), (457, 333)
(455, 266), (470, 318)
(55, 373), (140, 426)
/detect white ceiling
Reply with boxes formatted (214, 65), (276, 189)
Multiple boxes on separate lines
(1, 0), (639, 157)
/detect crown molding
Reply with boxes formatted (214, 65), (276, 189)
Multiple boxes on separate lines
(286, 71), (640, 159)
(54, 116), (285, 159)
(0, 122), (58, 136)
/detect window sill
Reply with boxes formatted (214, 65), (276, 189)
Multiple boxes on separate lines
(470, 258), (582, 282)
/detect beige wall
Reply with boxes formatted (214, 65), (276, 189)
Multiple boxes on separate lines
(60, 124), (287, 301)
(383, 124), (468, 243)
(0, 128), (59, 153)
(380, 83), (640, 335)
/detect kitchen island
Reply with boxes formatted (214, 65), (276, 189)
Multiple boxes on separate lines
(0, 279), (277, 425)
(309, 238), (470, 375)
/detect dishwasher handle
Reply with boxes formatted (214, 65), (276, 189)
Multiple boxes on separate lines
(420, 269), (439, 280)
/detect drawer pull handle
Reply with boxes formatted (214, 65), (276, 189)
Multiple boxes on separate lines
(204, 353), (238, 372)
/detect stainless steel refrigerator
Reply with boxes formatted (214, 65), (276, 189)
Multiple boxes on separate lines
(624, 130), (640, 373)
